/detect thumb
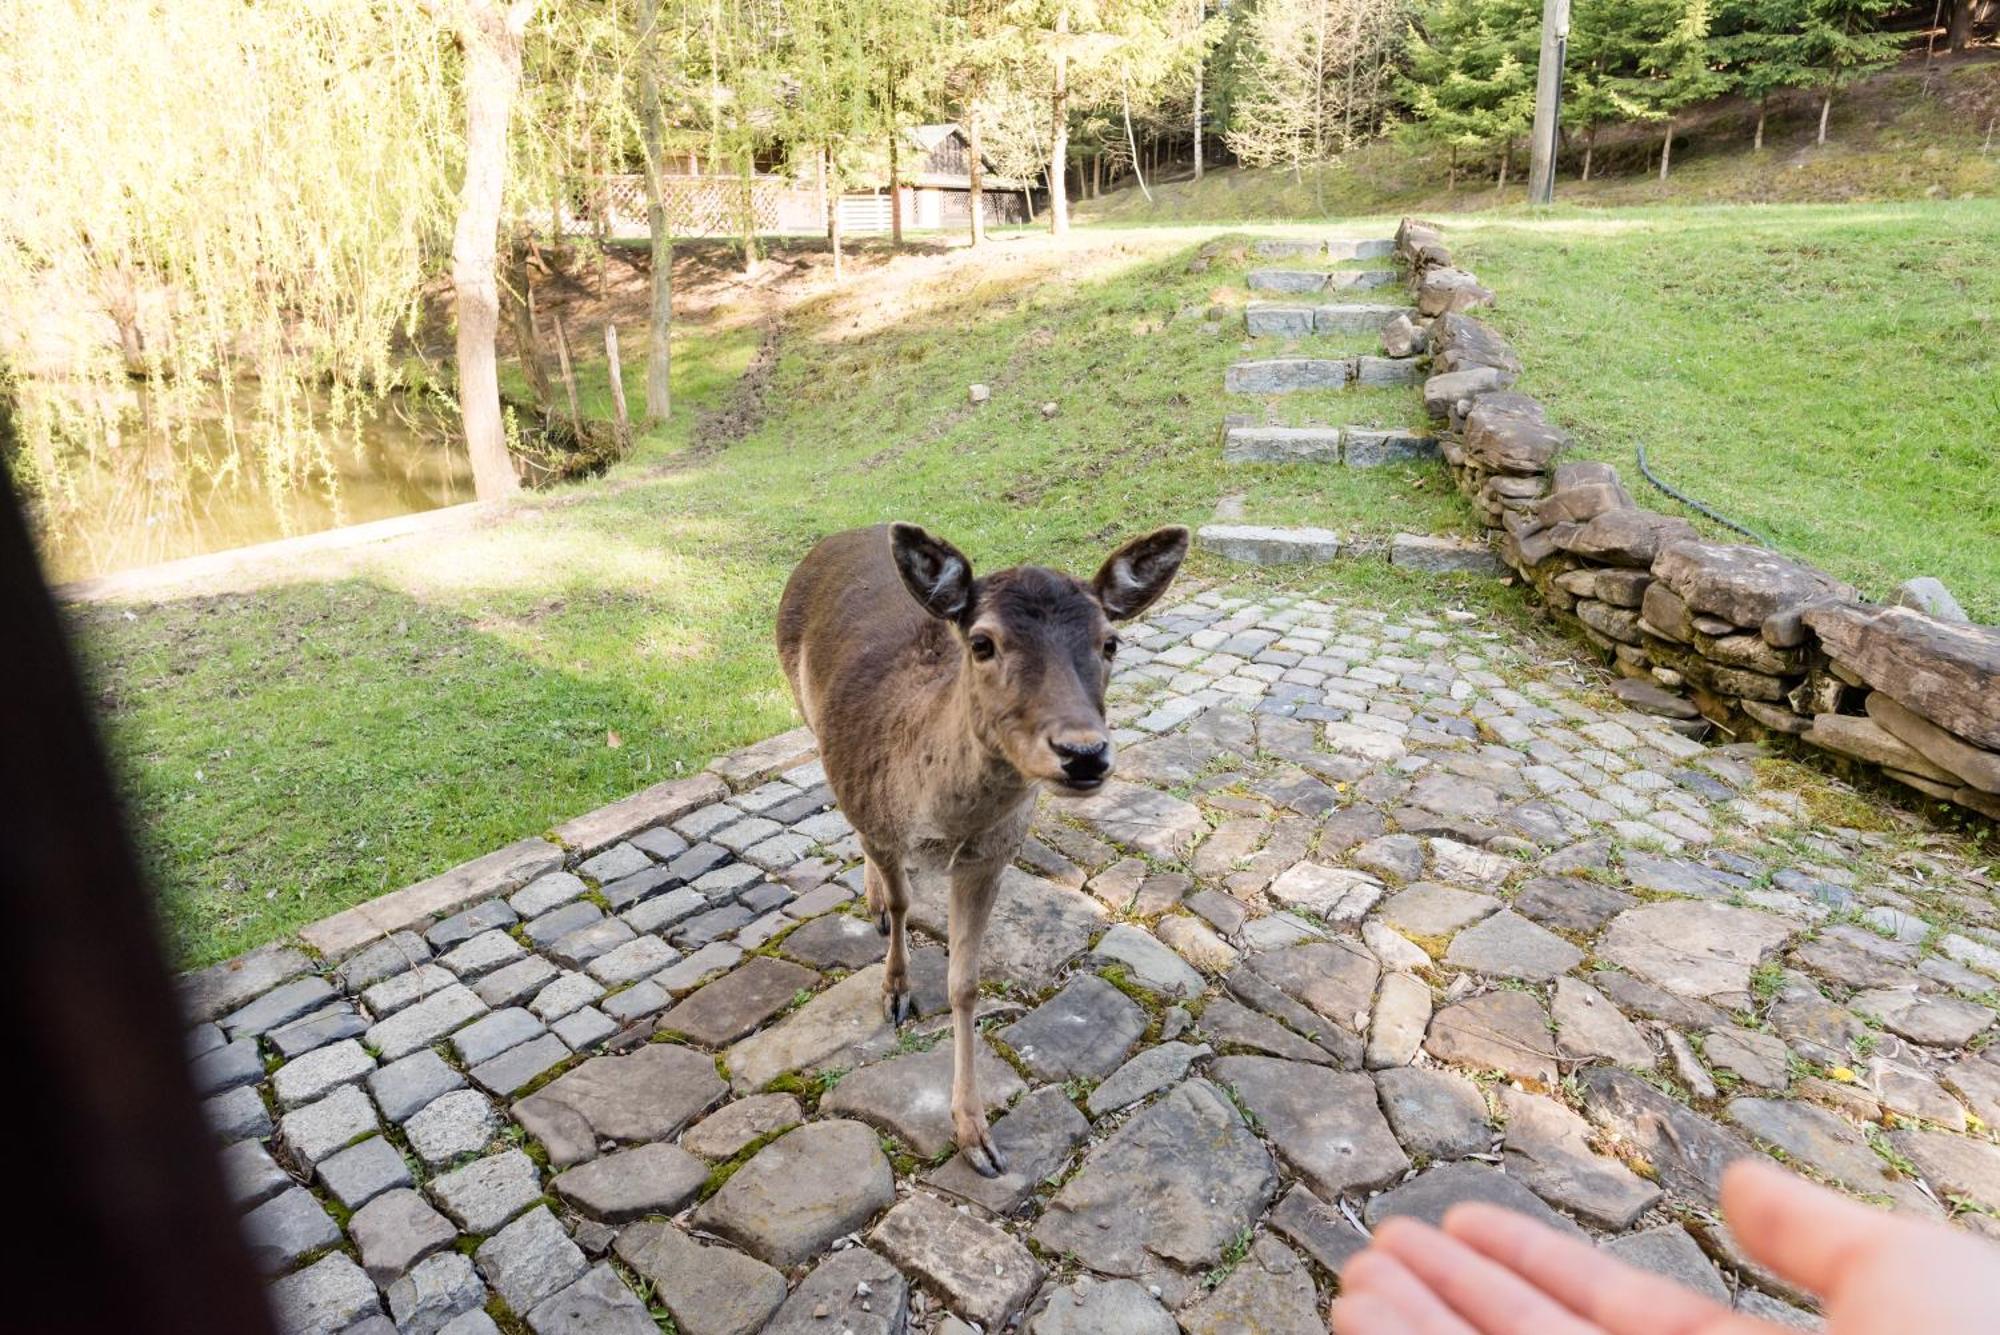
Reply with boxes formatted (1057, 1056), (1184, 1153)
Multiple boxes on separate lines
(1720, 1157), (1910, 1298)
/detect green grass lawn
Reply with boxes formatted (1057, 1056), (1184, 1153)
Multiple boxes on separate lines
(1455, 201), (2000, 619)
(76, 228), (1479, 966)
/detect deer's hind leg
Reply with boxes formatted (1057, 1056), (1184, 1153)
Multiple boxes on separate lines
(948, 857), (1007, 1177)
(862, 842), (915, 1026)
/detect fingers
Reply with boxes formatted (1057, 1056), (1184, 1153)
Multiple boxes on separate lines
(1441, 1203), (1733, 1335)
(1335, 1249), (1481, 1335)
(1719, 1157), (1902, 1298)
(1369, 1218), (1605, 1335)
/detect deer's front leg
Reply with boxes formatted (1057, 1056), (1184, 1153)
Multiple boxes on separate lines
(948, 859), (1006, 1178)
(862, 844), (915, 1026)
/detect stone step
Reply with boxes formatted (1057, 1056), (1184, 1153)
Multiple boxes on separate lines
(1226, 356), (1424, 395)
(1222, 427), (1343, 464)
(1389, 533), (1503, 574)
(1222, 426), (1438, 467)
(1246, 268), (1399, 295)
(1197, 524), (1342, 566)
(1245, 302), (1416, 338)
(1250, 237), (1396, 261)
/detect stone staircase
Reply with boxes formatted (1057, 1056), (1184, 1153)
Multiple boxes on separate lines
(1197, 234), (1491, 573)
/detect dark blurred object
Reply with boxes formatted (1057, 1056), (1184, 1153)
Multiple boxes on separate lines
(0, 457), (275, 1330)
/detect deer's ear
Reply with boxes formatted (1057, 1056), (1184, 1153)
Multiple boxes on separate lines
(889, 523), (975, 622)
(1092, 526), (1189, 621)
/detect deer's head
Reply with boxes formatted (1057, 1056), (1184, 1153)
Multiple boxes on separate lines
(889, 522), (1189, 794)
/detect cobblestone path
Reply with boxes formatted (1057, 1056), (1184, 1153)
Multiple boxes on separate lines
(186, 581), (2000, 1334)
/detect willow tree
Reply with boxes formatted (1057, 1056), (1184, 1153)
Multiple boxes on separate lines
(0, 0), (459, 540)
(783, 0), (879, 279)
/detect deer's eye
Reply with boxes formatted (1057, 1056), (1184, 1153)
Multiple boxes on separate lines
(1102, 636), (1121, 660)
(968, 633), (997, 661)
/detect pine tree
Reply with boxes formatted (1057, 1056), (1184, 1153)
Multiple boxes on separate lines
(1565, 0), (1659, 179)
(1631, 0), (1726, 180)
(1794, 0), (1901, 145)
(1400, 0), (1539, 192)
(1712, 0), (1812, 150)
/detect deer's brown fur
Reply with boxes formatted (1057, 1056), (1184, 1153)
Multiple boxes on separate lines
(776, 522), (1187, 1174)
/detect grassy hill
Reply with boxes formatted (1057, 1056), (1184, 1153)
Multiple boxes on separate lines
(1080, 55), (2000, 225)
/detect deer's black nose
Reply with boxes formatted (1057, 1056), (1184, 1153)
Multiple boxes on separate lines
(1054, 738), (1111, 785)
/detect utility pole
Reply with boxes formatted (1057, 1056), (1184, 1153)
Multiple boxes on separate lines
(1527, 0), (1571, 205)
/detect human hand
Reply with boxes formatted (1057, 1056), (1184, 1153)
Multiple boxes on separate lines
(1332, 1157), (2000, 1334)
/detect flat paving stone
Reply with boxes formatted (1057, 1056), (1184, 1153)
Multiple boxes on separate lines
(1374, 1066), (1492, 1160)
(316, 1135), (412, 1211)
(1265, 862), (1384, 925)
(926, 1083), (1092, 1214)
(764, 1247), (909, 1335)
(1604, 1225), (1729, 1303)
(511, 871), (589, 919)
(269, 1006), (368, 1060)
(777, 912), (886, 969)
(404, 1089), (499, 1168)
(269, 1252), (382, 1334)
(586, 934), (681, 986)
(1364, 1161), (1584, 1237)
(191, 1036), (266, 1098)
(1705, 1024), (1791, 1090)
(659, 955), (820, 1046)
(822, 1038), (1026, 1157)
(1727, 1096), (1938, 1216)
(471, 1032), (573, 1097)
(873, 1190), (1043, 1329)
(1513, 875), (1637, 934)
(525, 1263), (656, 1335)
(243, 1185), (342, 1273)
(224, 976), (339, 1041)
(280, 1083), (380, 1169)
(908, 867), (1106, 991)
(363, 964), (456, 1017)
(451, 1007), (545, 1067)
(1889, 1128), (2000, 1213)
(1378, 881), (1501, 937)
(438, 929), (525, 981)
(548, 918), (636, 969)
(999, 973), (1148, 1080)
(350, 1187), (457, 1285)
(1497, 1086), (1662, 1228)
(1601, 901), (1796, 1009)
(476, 1205), (589, 1316)
(369, 1049), (466, 1124)
(555, 1142), (709, 1223)
(1091, 923), (1207, 997)
(1850, 986), (1995, 1048)
(1214, 1056), (1409, 1196)
(1269, 1183), (1369, 1274)
(512, 1043), (725, 1167)
(425, 901), (518, 953)
(1199, 995), (1337, 1065)
(1552, 976), (1656, 1069)
(1367, 970), (1432, 1069)
(1032, 1079), (1277, 1284)
(1425, 989), (1558, 1085)
(271, 1038), (377, 1110)
(1246, 938), (1381, 1035)
(430, 1149), (544, 1233)
(695, 1119), (894, 1267)
(1578, 1068), (1752, 1208)
(1178, 1235), (1323, 1335)
(1069, 780), (1205, 859)
(1443, 909), (1584, 981)
(386, 1252), (486, 1335)
(615, 1219), (787, 1335)
(1088, 1041), (1212, 1117)
(524, 902), (604, 950)
(680, 1093), (804, 1159)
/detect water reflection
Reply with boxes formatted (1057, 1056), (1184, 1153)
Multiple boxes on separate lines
(31, 388), (472, 584)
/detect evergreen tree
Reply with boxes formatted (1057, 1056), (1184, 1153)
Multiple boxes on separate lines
(1565, 0), (1659, 179)
(1712, 0), (1812, 150)
(1400, 0), (1539, 192)
(1794, 0), (1901, 144)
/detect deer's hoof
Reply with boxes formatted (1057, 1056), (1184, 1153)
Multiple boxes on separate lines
(962, 1138), (1008, 1179)
(883, 989), (916, 1027)
(875, 911), (891, 937)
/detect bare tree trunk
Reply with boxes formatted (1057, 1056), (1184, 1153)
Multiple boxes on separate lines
(827, 145), (845, 283)
(1049, 2), (1071, 236)
(503, 228), (552, 412)
(888, 114), (903, 246)
(1496, 140), (1509, 193)
(1754, 96), (1767, 152)
(636, 0), (671, 421)
(1949, 0), (1976, 50)
(739, 146), (759, 274)
(449, 0), (534, 502)
(1659, 118), (1674, 180)
(966, 108), (987, 247)
(1448, 143), (1458, 195)
(1818, 88), (1833, 145)
(1024, 178), (1037, 223)
(1122, 75), (1153, 203)
(1581, 126), (1595, 180)
(604, 323), (629, 438)
(1192, 54), (1204, 180)
(550, 310), (582, 439)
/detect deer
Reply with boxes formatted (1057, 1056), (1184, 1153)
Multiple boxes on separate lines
(775, 522), (1189, 1175)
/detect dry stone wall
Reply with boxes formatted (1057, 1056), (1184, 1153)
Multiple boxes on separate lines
(1393, 217), (2000, 824)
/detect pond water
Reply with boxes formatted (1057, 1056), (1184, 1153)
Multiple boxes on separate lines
(29, 392), (472, 585)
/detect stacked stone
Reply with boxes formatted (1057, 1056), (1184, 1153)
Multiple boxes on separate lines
(1392, 215), (2000, 823)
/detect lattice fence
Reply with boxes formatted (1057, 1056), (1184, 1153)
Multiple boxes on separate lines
(557, 175), (810, 239)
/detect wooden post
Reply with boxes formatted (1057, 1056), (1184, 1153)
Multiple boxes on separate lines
(604, 323), (629, 436)
(550, 310), (583, 439)
(1528, 0), (1570, 205)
